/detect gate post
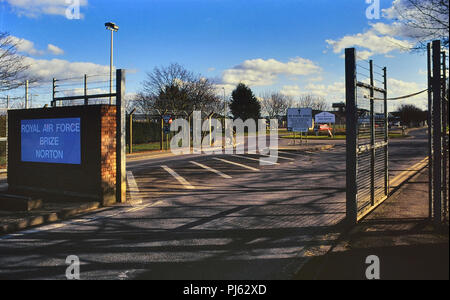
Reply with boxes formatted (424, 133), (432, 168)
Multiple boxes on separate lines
(427, 43), (433, 219)
(431, 40), (442, 224)
(345, 48), (357, 225)
(116, 69), (127, 203)
(369, 60), (375, 206)
(441, 51), (448, 220)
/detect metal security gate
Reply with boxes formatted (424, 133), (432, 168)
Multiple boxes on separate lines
(428, 40), (449, 225)
(345, 48), (389, 224)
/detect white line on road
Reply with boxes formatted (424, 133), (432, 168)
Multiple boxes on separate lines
(127, 171), (143, 205)
(231, 155), (279, 165)
(0, 200), (166, 241)
(190, 161), (232, 179)
(213, 158), (260, 171)
(259, 154), (295, 161)
(126, 200), (164, 213)
(161, 165), (196, 190)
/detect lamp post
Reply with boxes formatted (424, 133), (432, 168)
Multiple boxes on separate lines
(105, 22), (119, 105)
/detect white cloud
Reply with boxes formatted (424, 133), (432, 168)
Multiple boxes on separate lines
(221, 57), (321, 87)
(9, 35), (65, 56)
(326, 25), (413, 59)
(47, 44), (64, 55)
(308, 76), (324, 82)
(9, 35), (44, 56)
(387, 78), (428, 110)
(280, 81), (345, 101)
(328, 0), (448, 59)
(23, 57), (110, 81)
(280, 85), (302, 97)
(3, 0), (88, 18)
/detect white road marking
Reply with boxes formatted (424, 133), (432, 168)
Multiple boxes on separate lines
(259, 154), (295, 161)
(161, 165), (196, 190)
(0, 200), (166, 241)
(190, 161), (232, 179)
(126, 200), (164, 213)
(213, 158), (260, 171)
(127, 171), (143, 205)
(231, 155), (279, 165)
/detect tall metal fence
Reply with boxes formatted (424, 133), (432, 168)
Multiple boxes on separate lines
(428, 40), (449, 225)
(346, 48), (389, 224)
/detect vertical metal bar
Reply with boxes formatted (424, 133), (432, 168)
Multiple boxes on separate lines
(52, 78), (56, 107)
(345, 48), (358, 225)
(84, 75), (88, 106)
(6, 95), (8, 171)
(116, 69), (126, 203)
(383, 67), (389, 196)
(441, 51), (448, 219)
(370, 60), (375, 206)
(129, 113), (133, 154)
(432, 40), (442, 224)
(427, 43), (434, 219)
(25, 80), (29, 109)
(160, 117), (164, 151)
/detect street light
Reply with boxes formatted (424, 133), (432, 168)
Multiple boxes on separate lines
(105, 22), (119, 105)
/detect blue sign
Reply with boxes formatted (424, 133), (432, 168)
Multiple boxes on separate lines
(21, 118), (81, 165)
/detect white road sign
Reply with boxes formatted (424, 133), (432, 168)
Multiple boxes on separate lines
(315, 112), (336, 124)
(287, 108), (312, 133)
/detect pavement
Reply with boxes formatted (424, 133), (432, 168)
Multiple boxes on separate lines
(0, 128), (438, 280)
(295, 166), (449, 280)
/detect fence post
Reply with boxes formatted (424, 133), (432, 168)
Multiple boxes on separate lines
(129, 108), (136, 154)
(84, 75), (88, 106)
(432, 40), (442, 224)
(441, 50), (448, 219)
(345, 48), (358, 225)
(6, 95), (9, 171)
(25, 80), (29, 109)
(383, 67), (389, 196)
(160, 116), (164, 151)
(52, 78), (56, 108)
(427, 43), (434, 219)
(369, 60), (375, 206)
(116, 69), (126, 203)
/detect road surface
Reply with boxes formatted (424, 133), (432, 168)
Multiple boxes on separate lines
(0, 129), (429, 279)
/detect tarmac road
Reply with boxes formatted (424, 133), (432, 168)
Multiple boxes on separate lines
(0, 128), (429, 280)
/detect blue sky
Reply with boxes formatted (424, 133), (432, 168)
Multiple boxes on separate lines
(0, 0), (431, 110)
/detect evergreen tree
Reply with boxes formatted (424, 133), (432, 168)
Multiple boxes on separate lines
(229, 83), (261, 121)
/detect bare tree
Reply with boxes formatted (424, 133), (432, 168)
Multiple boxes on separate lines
(260, 91), (293, 118)
(392, 0), (449, 49)
(297, 94), (329, 111)
(0, 32), (31, 92)
(137, 63), (221, 115)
